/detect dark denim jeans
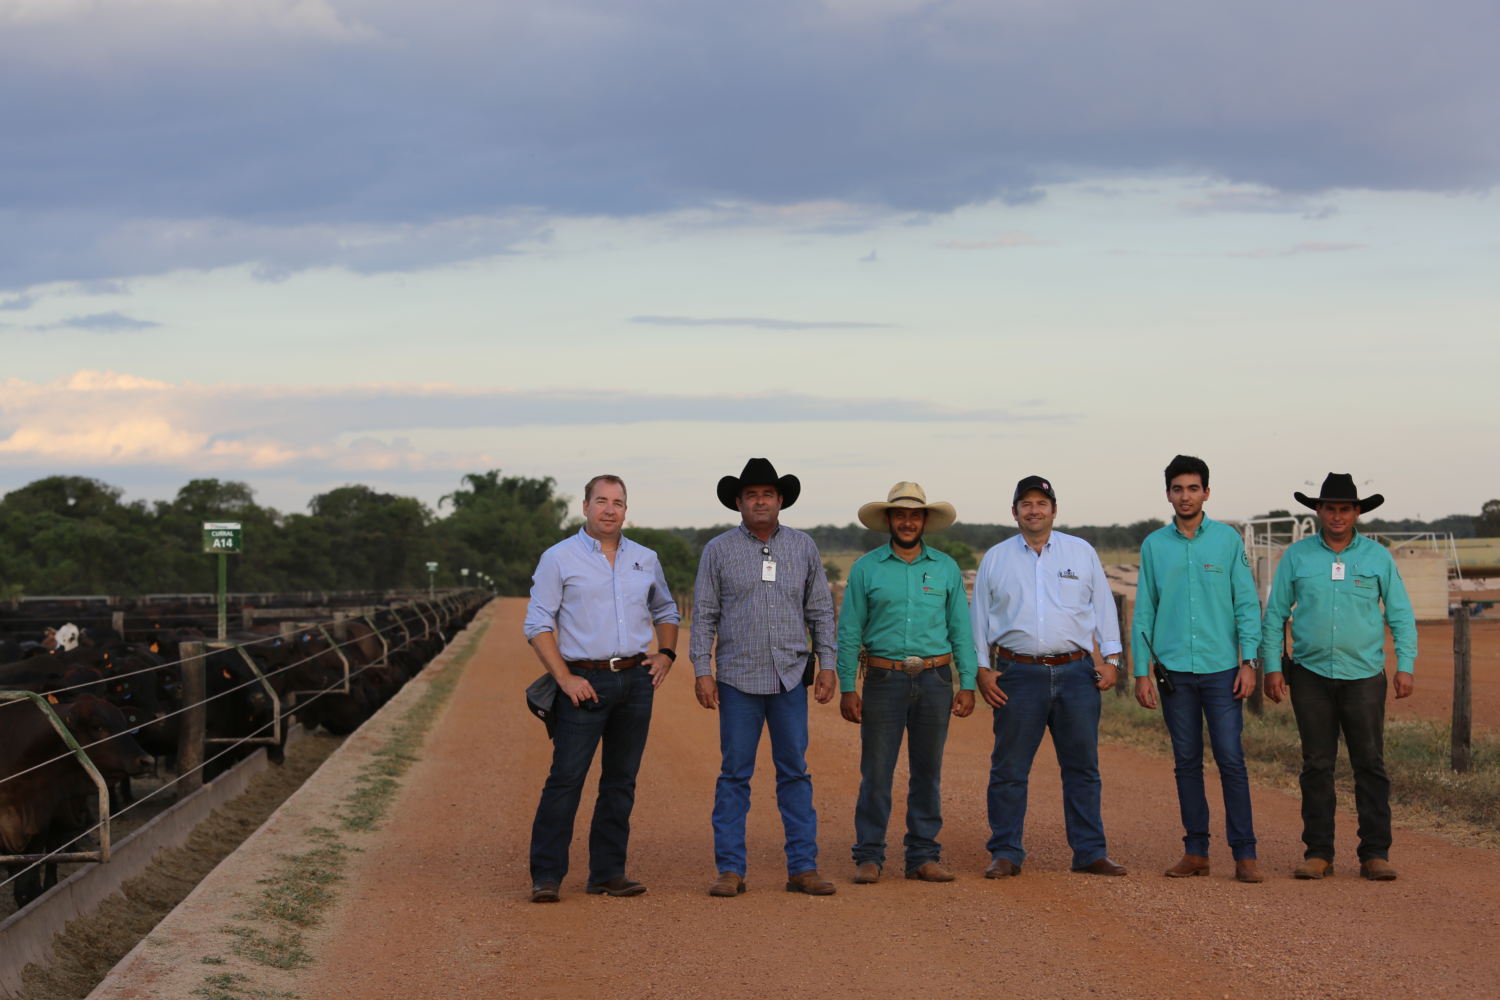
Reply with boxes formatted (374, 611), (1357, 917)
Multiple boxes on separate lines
(713, 681), (818, 877)
(1160, 667), (1256, 860)
(852, 664), (953, 871)
(1286, 661), (1391, 862)
(529, 666), (654, 885)
(986, 655), (1107, 869)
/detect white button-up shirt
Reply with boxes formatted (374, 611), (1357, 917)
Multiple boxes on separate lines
(970, 531), (1122, 665)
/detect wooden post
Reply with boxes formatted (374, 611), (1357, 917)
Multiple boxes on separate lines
(279, 621), (297, 641)
(241, 606), (254, 629)
(333, 611), (349, 641)
(177, 640), (206, 795)
(110, 610), (126, 636)
(1452, 605), (1473, 773)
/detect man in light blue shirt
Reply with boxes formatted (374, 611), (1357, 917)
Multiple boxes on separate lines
(971, 475), (1126, 878)
(1132, 455), (1263, 883)
(1261, 473), (1416, 881)
(524, 474), (680, 903)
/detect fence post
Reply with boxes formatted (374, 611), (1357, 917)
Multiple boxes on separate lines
(178, 640), (206, 794)
(1452, 605), (1473, 773)
(333, 611), (349, 641)
(279, 621), (297, 642)
(241, 606), (254, 630)
(110, 610), (126, 636)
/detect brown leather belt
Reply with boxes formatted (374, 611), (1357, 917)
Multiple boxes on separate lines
(566, 654), (647, 671)
(866, 653), (953, 676)
(991, 645), (1087, 666)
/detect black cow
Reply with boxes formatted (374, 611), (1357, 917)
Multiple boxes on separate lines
(0, 694), (154, 907)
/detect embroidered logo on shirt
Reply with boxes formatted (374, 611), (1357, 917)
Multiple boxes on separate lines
(1058, 568), (1079, 580)
(1203, 563), (1224, 574)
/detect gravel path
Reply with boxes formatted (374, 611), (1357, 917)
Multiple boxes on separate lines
(294, 599), (1500, 1000)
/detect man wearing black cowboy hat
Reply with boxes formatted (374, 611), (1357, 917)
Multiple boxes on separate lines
(1261, 473), (1417, 882)
(838, 482), (977, 885)
(691, 458), (839, 898)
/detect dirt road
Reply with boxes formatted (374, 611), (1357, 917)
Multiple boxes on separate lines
(301, 599), (1500, 1000)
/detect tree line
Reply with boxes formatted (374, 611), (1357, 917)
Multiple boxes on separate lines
(1, 473), (1493, 599)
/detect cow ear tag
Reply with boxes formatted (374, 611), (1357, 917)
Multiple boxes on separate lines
(46, 694), (59, 704)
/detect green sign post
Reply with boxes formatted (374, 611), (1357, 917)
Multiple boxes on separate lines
(203, 522), (243, 641)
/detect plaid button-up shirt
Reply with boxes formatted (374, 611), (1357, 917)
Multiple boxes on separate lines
(690, 523), (837, 695)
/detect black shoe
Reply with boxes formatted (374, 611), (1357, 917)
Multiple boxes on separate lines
(530, 881), (560, 903)
(586, 877), (647, 897)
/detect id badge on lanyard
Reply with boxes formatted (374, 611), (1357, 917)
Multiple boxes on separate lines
(1331, 561), (1345, 581)
(760, 545), (776, 583)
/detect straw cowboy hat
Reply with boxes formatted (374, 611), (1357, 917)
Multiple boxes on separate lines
(1294, 472), (1385, 513)
(717, 457), (801, 511)
(857, 481), (957, 533)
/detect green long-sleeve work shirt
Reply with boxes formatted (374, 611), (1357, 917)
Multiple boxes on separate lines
(1130, 516), (1261, 677)
(836, 542), (977, 693)
(1261, 531), (1418, 678)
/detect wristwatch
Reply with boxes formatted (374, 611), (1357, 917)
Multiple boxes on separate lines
(1103, 655), (1121, 669)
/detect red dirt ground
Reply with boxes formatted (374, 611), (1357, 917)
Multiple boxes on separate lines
(299, 599), (1500, 1000)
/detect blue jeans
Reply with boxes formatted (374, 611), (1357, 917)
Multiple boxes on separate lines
(529, 666), (654, 884)
(713, 681), (818, 877)
(986, 656), (1107, 869)
(853, 664), (952, 870)
(1286, 662), (1390, 862)
(1160, 667), (1256, 860)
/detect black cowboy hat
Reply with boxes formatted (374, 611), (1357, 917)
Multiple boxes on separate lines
(717, 457), (801, 511)
(1294, 472), (1384, 513)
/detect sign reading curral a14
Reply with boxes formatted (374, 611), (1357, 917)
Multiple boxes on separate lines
(202, 522), (243, 554)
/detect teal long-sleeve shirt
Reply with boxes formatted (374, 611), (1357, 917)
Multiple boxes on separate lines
(1130, 516), (1261, 677)
(1261, 531), (1417, 678)
(836, 542), (977, 693)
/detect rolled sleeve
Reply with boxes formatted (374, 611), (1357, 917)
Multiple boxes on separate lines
(1090, 553), (1123, 657)
(523, 550), (562, 641)
(647, 558), (681, 625)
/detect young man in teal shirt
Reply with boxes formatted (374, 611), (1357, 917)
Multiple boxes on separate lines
(1262, 473), (1417, 881)
(1133, 455), (1263, 883)
(837, 482), (976, 884)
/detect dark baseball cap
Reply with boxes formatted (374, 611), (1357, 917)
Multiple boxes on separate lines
(1012, 475), (1056, 505)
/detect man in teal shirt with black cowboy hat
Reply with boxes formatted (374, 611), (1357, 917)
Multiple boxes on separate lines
(837, 482), (976, 885)
(1262, 472), (1417, 881)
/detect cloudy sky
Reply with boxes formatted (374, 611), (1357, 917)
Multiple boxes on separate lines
(3, 0), (1497, 530)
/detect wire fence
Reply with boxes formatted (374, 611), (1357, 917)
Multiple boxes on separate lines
(0, 594), (483, 895)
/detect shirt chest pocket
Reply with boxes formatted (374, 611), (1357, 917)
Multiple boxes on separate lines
(919, 584), (947, 602)
(1056, 575), (1087, 608)
(621, 566), (655, 609)
(1350, 573), (1381, 601)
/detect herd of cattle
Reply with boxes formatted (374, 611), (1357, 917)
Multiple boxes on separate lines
(0, 595), (483, 910)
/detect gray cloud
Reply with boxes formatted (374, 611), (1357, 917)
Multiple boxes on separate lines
(2, 1), (1496, 289)
(628, 315), (894, 331)
(29, 311), (161, 332)
(0, 295), (35, 311)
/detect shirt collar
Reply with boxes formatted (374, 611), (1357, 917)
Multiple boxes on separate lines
(877, 541), (933, 563)
(737, 522), (781, 544)
(577, 526), (627, 553)
(1316, 530), (1364, 554)
(1171, 515), (1212, 540)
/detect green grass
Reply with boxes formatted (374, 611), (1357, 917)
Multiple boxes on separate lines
(1100, 691), (1500, 845)
(199, 616), (489, 995)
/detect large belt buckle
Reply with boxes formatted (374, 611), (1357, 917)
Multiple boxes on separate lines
(608, 657), (624, 672)
(900, 655), (925, 676)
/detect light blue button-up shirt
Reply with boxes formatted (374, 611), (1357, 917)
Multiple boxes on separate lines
(971, 531), (1122, 665)
(523, 528), (680, 661)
